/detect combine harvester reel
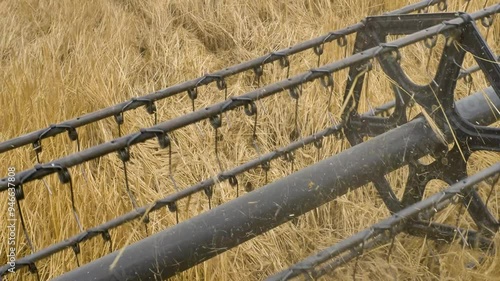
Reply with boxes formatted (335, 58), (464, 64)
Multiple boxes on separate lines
(273, 4), (500, 280)
(0, 0), (499, 280)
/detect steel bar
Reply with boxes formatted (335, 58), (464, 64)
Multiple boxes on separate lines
(52, 88), (500, 281)
(0, 0), (443, 154)
(2, 5), (498, 191)
(293, 223), (492, 280)
(267, 163), (500, 280)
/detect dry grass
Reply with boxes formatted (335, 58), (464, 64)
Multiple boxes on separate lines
(0, 0), (499, 280)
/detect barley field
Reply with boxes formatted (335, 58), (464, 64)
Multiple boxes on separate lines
(0, 0), (499, 280)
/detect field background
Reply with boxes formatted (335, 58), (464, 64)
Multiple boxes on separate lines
(0, 0), (499, 280)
